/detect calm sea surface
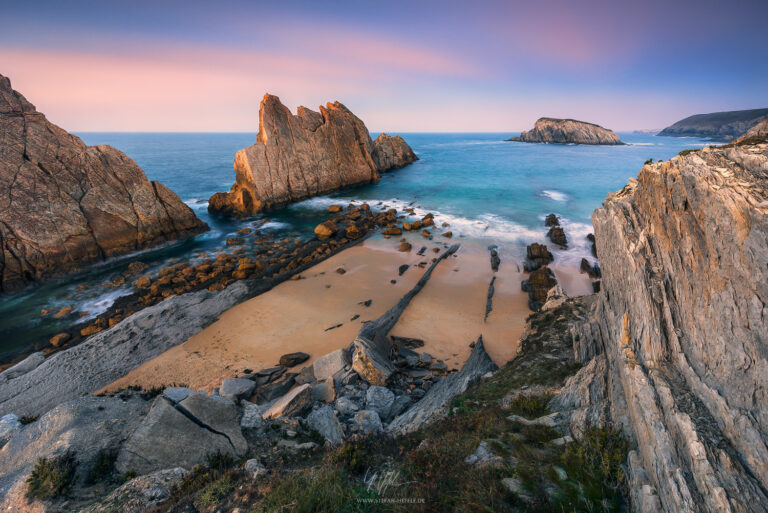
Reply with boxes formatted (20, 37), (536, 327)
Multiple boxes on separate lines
(0, 132), (711, 359)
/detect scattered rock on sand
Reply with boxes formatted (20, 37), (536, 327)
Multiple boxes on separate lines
(279, 352), (310, 367)
(397, 242), (412, 252)
(263, 384), (313, 419)
(314, 221), (338, 240)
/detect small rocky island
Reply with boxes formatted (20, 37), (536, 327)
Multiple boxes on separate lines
(208, 94), (418, 217)
(0, 75), (208, 292)
(508, 117), (623, 145)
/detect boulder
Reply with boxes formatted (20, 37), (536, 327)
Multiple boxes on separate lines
(544, 214), (560, 227)
(307, 406), (344, 445)
(526, 243), (553, 265)
(244, 459), (267, 479)
(335, 397), (360, 416)
(0, 74), (207, 292)
(295, 365), (316, 385)
(354, 410), (383, 434)
(255, 373), (297, 403)
(525, 267), (558, 311)
(162, 387), (196, 403)
(314, 221), (338, 240)
(207, 94), (416, 217)
(116, 394), (246, 475)
(311, 378), (336, 403)
(49, 332), (71, 347)
(262, 384), (312, 419)
(351, 336), (396, 386)
(547, 226), (568, 247)
(397, 242), (412, 252)
(365, 386), (395, 419)
(279, 352), (310, 368)
(240, 401), (266, 430)
(313, 349), (348, 381)
(220, 377), (256, 399)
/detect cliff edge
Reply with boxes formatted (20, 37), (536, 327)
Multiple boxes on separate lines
(564, 142), (768, 512)
(208, 94), (417, 217)
(0, 75), (207, 292)
(658, 108), (768, 141)
(509, 117), (623, 145)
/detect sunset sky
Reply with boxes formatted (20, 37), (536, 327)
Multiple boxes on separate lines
(1, 0), (766, 132)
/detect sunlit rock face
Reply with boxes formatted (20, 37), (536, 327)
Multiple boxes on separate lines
(572, 143), (768, 511)
(208, 94), (417, 217)
(509, 117), (623, 145)
(0, 74), (207, 292)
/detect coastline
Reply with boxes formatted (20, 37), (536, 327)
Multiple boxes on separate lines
(104, 233), (590, 393)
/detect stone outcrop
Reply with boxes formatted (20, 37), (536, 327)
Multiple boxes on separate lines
(659, 108), (768, 141)
(565, 143), (768, 512)
(208, 94), (417, 217)
(734, 117), (768, 144)
(509, 117), (623, 145)
(0, 74), (207, 292)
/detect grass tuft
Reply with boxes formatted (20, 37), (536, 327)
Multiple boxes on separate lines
(26, 452), (78, 500)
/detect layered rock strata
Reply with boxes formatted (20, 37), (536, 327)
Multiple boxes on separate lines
(509, 117), (623, 145)
(0, 74), (207, 292)
(559, 143), (768, 512)
(209, 94), (417, 217)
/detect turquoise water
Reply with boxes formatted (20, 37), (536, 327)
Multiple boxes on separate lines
(0, 132), (710, 359)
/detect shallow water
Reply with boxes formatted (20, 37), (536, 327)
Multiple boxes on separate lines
(0, 131), (710, 359)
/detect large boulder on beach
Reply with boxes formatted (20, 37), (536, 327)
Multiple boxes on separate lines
(207, 94), (417, 217)
(0, 74), (207, 292)
(115, 394), (246, 475)
(509, 117), (622, 145)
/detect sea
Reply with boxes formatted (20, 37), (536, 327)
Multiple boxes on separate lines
(0, 132), (712, 360)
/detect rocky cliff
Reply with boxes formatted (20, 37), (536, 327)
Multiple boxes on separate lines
(562, 142), (768, 512)
(509, 117), (623, 145)
(658, 108), (768, 141)
(208, 94), (417, 217)
(0, 74), (207, 292)
(735, 117), (768, 144)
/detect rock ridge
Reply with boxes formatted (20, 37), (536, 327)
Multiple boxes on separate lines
(0, 74), (208, 292)
(208, 94), (417, 217)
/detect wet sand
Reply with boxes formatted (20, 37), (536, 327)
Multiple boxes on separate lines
(105, 233), (591, 393)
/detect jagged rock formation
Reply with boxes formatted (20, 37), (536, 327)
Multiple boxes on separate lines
(561, 143), (768, 512)
(509, 117), (623, 145)
(659, 108), (768, 141)
(0, 74), (207, 292)
(208, 94), (418, 217)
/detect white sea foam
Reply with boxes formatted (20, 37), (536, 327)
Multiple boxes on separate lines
(76, 288), (134, 320)
(184, 198), (209, 210)
(541, 190), (568, 202)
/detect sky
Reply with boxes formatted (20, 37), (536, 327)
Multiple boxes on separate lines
(1, 0), (766, 132)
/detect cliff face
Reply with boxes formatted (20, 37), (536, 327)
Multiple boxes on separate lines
(735, 117), (768, 144)
(0, 75), (207, 292)
(509, 117), (623, 145)
(568, 143), (768, 511)
(658, 108), (768, 141)
(208, 95), (417, 217)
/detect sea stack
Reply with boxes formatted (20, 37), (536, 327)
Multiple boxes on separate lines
(509, 117), (623, 145)
(208, 94), (418, 217)
(0, 74), (208, 292)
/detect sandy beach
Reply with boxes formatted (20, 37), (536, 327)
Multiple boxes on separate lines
(105, 233), (591, 393)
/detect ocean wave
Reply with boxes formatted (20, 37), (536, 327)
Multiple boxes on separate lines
(541, 190), (568, 202)
(627, 142), (656, 146)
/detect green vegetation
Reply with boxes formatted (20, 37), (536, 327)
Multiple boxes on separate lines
(26, 452), (77, 500)
(678, 148), (698, 157)
(644, 158), (654, 165)
(197, 474), (238, 509)
(84, 449), (118, 485)
(18, 415), (38, 425)
(507, 393), (552, 419)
